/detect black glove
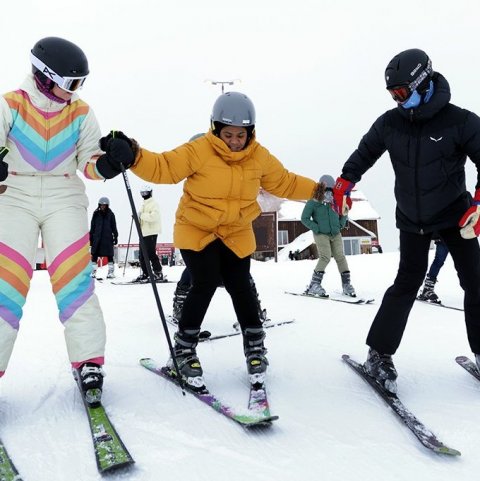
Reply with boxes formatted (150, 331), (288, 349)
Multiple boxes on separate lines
(0, 146), (9, 182)
(96, 131), (136, 179)
(99, 130), (134, 151)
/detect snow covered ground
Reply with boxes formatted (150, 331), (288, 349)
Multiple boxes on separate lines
(1, 248), (478, 481)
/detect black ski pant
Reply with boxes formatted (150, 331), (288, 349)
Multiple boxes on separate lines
(139, 234), (162, 275)
(367, 227), (480, 354)
(179, 239), (261, 332)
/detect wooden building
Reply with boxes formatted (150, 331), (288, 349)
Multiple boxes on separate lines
(252, 189), (381, 261)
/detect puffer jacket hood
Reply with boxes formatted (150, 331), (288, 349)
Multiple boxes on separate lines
(396, 72), (451, 123)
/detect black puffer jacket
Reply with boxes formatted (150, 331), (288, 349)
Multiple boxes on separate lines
(90, 208), (118, 257)
(342, 72), (480, 234)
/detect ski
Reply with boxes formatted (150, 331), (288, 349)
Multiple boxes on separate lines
(285, 292), (374, 305)
(248, 383), (274, 419)
(198, 320), (295, 342)
(416, 298), (463, 312)
(0, 440), (22, 481)
(74, 375), (135, 473)
(342, 354), (460, 456)
(111, 279), (173, 285)
(139, 357), (278, 427)
(455, 355), (480, 381)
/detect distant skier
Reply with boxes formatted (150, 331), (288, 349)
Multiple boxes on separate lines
(95, 91), (317, 389)
(0, 37), (108, 404)
(133, 185), (164, 283)
(417, 237), (449, 304)
(89, 197), (118, 279)
(301, 174), (356, 298)
(333, 48), (480, 392)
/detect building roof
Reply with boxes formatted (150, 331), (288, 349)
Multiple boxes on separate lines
(277, 189), (380, 221)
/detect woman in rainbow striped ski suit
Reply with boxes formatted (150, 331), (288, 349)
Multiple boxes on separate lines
(0, 37), (107, 389)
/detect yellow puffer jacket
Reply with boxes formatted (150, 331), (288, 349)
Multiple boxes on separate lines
(131, 130), (316, 258)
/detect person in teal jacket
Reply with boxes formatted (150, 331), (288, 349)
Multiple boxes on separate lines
(301, 174), (356, 297)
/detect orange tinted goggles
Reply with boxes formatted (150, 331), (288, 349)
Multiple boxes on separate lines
(388, 86), (411, 103)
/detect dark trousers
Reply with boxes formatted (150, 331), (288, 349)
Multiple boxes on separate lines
(367, 228), (480, 354)
(428, 242), (449, 279)
(139, 234), (162, 275)
(180, 239), (261, 331)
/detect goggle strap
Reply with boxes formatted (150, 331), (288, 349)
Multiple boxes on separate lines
(30, 53), (87, 92)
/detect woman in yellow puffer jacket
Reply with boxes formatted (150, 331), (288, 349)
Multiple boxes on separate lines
(96, 92), (317, 389)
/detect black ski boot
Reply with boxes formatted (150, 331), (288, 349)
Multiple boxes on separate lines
(243, 327), (269, 387)
(167, 329), (205, 391)
(341, 271), (356, 297)
(249, 276), (270, 324)
(172, 285), (191, 324)
(232, 278), (270, 331)
(364, 348), (398, 394)
(74, 362), (105, 406)
(134, 273), (148, 283)
(417, 275), (440, 303)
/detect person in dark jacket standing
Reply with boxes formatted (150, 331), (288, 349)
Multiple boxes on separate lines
(90, 197), (118, 279)
(301, 174), (355, 298)
(332, 48), (480, 393)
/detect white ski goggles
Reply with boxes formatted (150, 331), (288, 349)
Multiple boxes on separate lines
(30, 53), (87, 93)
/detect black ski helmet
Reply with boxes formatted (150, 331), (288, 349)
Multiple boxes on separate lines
(31, 37), (89, 85)
(385, 48), (433, 92)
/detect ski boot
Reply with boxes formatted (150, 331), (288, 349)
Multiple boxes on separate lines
(364, 348), (398, 394)
(341, 271), (356, 297)
(232, 278), (270, 330)
(154, 271), (164, 281)
(90, 262), (97, 278)
(243, 327), (269, 387)
(134, 273), (148, 283)
(304, 271), (327, 297)
(74, 362), (105, 407)
(172, 285), (191, 324)
(106, 262), (115, 279)
(167, 329), (205, 391)
(417, 275), (440, 304)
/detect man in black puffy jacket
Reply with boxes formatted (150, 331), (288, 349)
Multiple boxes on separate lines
(332, 48), (480, 393)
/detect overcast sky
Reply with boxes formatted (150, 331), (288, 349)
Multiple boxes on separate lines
(3, 0), (479, 252)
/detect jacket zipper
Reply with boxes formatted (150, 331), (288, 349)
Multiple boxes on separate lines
(411, 110), (424, 234)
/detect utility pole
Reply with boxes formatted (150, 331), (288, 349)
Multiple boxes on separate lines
(205, 79), (241, 93)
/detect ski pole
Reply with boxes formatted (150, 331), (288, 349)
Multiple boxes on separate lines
(122, 216), (134, 277)
(116, 142), (185, 394)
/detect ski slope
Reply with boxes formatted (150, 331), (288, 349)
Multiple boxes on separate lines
(0, 251), (477, 481)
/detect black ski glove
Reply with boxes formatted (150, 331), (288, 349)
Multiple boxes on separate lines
(0, 146), (9, 182)
(96, 131), (137, 179)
